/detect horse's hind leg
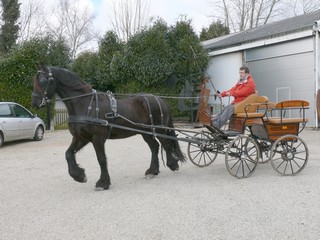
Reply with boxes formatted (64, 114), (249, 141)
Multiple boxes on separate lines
(66, 137), (89, 183)
(142, 134), (160, 177)
(92, 135), (111, 190)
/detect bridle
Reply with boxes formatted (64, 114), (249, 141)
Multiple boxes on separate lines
(32, 68), (98, 107)
(32, 69), (55, 107)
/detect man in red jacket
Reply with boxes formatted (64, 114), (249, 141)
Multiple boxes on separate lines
(211, 66), (256, 128)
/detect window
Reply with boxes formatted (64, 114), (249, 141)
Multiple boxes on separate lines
(0, 104), (12, 117)
(11, 104), (32, 118)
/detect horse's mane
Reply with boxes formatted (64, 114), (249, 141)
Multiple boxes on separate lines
(50, 67), (92, 93)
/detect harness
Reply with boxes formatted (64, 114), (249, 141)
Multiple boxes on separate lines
(32, 69), (164, 130)
(68, 90), (116, 126)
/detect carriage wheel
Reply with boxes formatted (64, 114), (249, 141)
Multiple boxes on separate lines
(270, 134), (308, 176)
(187, 131), (218, 167)
(225, 135), (259, 178)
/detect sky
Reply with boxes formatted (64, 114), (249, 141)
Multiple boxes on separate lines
(92, 0), (213, 36)
(19, 0), (214, 52)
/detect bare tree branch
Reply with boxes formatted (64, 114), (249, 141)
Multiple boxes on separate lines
(109, 0), (150, 42)
(45, 0), (97, 59)
(209, 0), (286, 32)
(18, 0), (46, 42)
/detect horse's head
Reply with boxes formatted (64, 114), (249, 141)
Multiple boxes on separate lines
(32, 65), (57, 108)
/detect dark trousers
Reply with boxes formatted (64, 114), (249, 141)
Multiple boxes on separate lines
(211, 104), (234, 129)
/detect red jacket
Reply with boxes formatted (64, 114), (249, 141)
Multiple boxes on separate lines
(221, 74), (256, 104)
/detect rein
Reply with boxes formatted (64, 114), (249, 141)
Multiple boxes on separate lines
(58, 91), (97, 101)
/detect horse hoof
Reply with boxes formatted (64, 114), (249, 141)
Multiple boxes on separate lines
(144, 174), (155, 179)
(168, 165), (179, 171)
(70, 174), (87, 183)
(83, 176), (87, 183)
(95, 180), (110, 190)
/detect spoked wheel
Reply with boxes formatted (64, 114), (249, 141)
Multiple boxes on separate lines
(270, 134), (308, 176)
(187, 131), (218, 167)
(225, 135), (259, 178)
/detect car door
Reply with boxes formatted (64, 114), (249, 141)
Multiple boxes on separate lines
(10, 104), (35, 139)
(0, 103), (19, 140)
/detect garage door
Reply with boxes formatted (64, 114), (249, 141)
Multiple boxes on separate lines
(246, 38), (315, 126)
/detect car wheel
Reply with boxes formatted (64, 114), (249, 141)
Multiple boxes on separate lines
(0, 132), (3, 147)
(34, 126), (44, 141)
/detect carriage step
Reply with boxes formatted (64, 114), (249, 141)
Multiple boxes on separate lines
(205, 125), (241, 137)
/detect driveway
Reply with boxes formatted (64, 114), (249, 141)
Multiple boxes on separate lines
(1, 128), (320, 240)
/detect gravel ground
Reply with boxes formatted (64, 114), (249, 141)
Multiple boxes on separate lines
(1, 127), (320, 240)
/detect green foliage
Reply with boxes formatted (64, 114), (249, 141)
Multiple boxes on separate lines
(109, 18), (208, 95)
(168, 18), (208, 86)
(72, 31), (124, 92)
(200, 20), (230, 41)
(91, 19), (208, 116)
(111, 19), (173, 91)
(71, 18), (209, 118)
(0, 37), (70, 123)
(0, 0), (20, 54)
(72, 51), (99, 86)
(96, 31), (124, 91)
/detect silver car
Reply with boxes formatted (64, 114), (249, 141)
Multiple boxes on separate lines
(0, 102), (45, 147)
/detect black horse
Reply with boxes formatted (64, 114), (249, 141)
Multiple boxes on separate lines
(32, 66), (186, 190)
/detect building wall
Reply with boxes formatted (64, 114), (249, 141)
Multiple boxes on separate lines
(206, 52), (243, 109)
(245, 37), (316, 126)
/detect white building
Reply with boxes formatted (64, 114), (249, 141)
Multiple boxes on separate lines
(202, 10), (320, 127)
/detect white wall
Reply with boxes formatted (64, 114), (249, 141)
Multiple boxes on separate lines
(205, 52), (243, 107)
(246, 38), (315, 126)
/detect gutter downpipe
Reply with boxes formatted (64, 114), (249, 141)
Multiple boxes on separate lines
(313, 21), (320, 129)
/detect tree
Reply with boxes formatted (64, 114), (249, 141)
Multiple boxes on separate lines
(200, 20), (230, 41)
(18, 0), (46, 43)
(285, 0), (320, 16)
(46, 0), (97, 59)
(0, 0), (20, 54)
(209, 0), (320, 32)
(72, 31), (124, 92)
(210, 0), (283, 31)
(110, 19), (173, 92)
(109, 0), (150, 42)
(96, 31), (124, 91)
(72, 51), (99, 87)
(0, 36), (70, 120)
(167, 17), (208, 86)
(109, 17), (208, 94)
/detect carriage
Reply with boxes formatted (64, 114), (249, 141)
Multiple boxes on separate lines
(31, 66), (310, 190)
(190, 91), (309, 178)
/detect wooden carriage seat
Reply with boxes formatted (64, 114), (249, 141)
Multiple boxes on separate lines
(233, 92), (269, 118)
(265, 100), (309, 124)
(229, 92), (269, 133)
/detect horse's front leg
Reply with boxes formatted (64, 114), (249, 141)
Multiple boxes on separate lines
(92, 135), (111, 190)
(65, 137), (89, 183)
(142, 134), (160, 178)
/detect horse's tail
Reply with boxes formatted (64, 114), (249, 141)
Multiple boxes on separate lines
(162, 115), (187, 165)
